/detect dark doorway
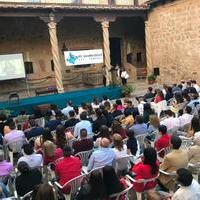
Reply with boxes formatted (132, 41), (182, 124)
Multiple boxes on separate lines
(110, 38), (121, 67)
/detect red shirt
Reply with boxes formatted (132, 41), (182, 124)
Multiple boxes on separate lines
(55, 156), (81, 193)
(155, 134), (171, 157)
(154, 96), (163, 103)
(131, 162), (159, 192)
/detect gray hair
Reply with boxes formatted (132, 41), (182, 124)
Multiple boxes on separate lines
(0, 150), (4, 161)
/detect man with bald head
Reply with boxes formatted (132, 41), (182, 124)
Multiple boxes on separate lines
(87, 138), (116, 171)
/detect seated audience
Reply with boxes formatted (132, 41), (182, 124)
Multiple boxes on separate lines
(154, 89), (164, 103)
(112, 103), (123, 118)
(73, 129), (94, 154)
(91, 97), (100, 109)
(24, 119), (44, 140)
(55, 125), (67, 149)
(155, 125), (171, 158)
(113, 134), (128, 159)
(64, 110), (79, 129)
(0, 113), (8, 136)
(111, 120), (127, 139)
(147, 115), (160, 134)
(103, 166), (125, 198)
(18, 143), (43, 168)
(187, 117), (200, 138)
(43, 140), (63, 165)
(124, 100), (139, 119)
(35, 183), (55, 200)
(143, 103), (155, 123)
(34, 127), (54, 151)
(160, 110), (179, 131)
(129, 115), (148, 137)
(115, 99), (124, 112)
(121, 109), (134, 128)
(0, 150), (13, 177)
(158, 135), (188, 191)
(187, 93), (200, 109)
(144, 87), (155, 100)
(95, 125), (111, 148)
(45, 111), (61, 131)
(126, 129), (138, 156)
(184, 81), (197, 94)
(131, 147), (159, 192)
(172, 168), (200, 200)
(191, 80), (200, 93)
(188, 133), (200, 164)
(55, 145), (81, 193)
(16, 161), (42, 197)
(87, 138), (116, 171)
(74, 112), (93, 139)
(61, 101), (74, 117)
(92, 108), (107, 134)
(178, 106), (193, 127)
(165, 86), (173, 101)
(4, 121), (25, 144)
(76, 170), (106, 200)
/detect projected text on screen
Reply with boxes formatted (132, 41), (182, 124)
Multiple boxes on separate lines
(0, 53), (26, 81)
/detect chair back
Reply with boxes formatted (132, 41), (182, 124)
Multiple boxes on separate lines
(63, 174), (86, 196)
(35, 117), (45, 127)
(156, 100), (168, 117)
(75, 149), (93, 166)
(7, 139), (26, 153)
(122, 138), (128, 145)
(20, 190), (33, 200)
(115, 155), (133, 173)
(181, 139), (193, 149)
(168, 126), (179, 134)
(114, 114), (124, 121)
(157, 146), (171, 156)
(136, 134), (148, 150)
(109, 182), (132, 200)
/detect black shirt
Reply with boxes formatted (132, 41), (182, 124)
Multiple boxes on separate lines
(92, 116), (107, 133)
(65, 118), (80, 128)
(127, 138), (138, 156)
(16, 169), (42, 196)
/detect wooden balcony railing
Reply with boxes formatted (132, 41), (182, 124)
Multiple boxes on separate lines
(0, 0), (142, 7)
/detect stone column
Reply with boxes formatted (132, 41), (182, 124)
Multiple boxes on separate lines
(101, 20), (112, 85)
(145, 20), (153, 76)
(47, 13), (64, 93)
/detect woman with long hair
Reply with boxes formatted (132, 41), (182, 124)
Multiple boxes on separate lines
(187, 117), (200, 137)
(113, 134), (128, 159)
(111, 120), (127, 139)
(55, 125), (67, 149)
(131, 147), (159, 192)
(35, 183), (55, 200)
(76, 170), (106, 200)
(103, 166), (125, 197)
(154, 89), (164, 104)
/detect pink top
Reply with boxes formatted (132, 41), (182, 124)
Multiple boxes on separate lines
(0, 160), (13, 176)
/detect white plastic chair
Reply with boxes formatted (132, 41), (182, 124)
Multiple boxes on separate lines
(126, 172), (160, 200)
(181, 138), (193, 149)
(54, 174), (86, 200)
(109, 179), (133, 200)
(122, 138), (128, 145)
(157, 146), (171, 162)
(188, 162), (200, 183)
(136, 134), (148, 151)
(5, 139), (26, 164)
(114, 155), (134, 173)
(75, 149), (93, 166)
(20, 190), (33, 200)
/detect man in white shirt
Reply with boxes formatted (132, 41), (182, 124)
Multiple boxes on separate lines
(160, 110), (179, 131)
(137, 97), (146, 116)
(61, 101), (74, 117)
(172, 168), (200, 200)
(191, 80), (200, 93)
(74, 112), (93, 139)
(178, 106), (193, 127)
(18, 143), (43, 168)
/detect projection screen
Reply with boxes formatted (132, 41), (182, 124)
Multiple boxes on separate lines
(0, 53), (26, 81)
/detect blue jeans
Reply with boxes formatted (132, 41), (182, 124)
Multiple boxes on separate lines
(0, 181), (10, 198)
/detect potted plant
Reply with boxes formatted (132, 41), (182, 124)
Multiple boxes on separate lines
(122, 84), (134, 97)
(147, 74), (156, 84)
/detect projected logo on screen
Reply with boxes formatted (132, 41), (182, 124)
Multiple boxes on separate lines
(0, 53), (26, 81)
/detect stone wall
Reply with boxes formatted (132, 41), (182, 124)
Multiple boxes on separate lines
(147, 0), (200, 84)
(0, 16), (145, 100)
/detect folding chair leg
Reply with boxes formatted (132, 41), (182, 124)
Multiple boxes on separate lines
(136, 192), (142, 200)
(9, 151), (14, 165)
